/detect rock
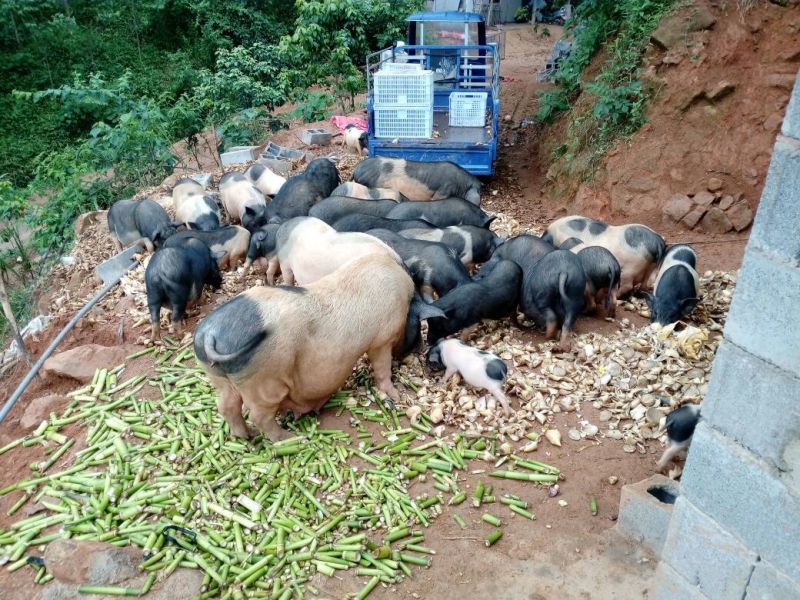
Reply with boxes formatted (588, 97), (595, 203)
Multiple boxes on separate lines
(699, 207), (734, 234)
(780, 48), (800, 62)
(626, 176), (658, 193)
(42, 582), (81, 600)
(681, 207), (707, 229)
(691, 190), (715, 207)
(763, 112), (784, 132)
(160, 173), (179, 189)
(718, 195), (735, 211)
(705, 81), (735, 102)
(678, 88), (707, 111)
(662, 51), (684, 66)
(651, 6), (716, 50)
(74, 211), (106, 237)
(765, 73), (797, 90)
(21, 394), (66, 430)
(725, 199), (754, 231)
(662, 193), (693, 223)
(149, 568), (205, 600)
(42, 344), (141, 383)
(706, 177), (723, 192)
(45, 540), (142, 585)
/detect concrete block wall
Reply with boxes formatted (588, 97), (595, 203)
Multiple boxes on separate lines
(654, 68), (800, 599)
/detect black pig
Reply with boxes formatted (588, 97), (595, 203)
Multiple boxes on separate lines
(386, 198), (495, 228)
(309, 196), (396, 225)
(643, 244), (699, 325)
(107, 198), (177, 252)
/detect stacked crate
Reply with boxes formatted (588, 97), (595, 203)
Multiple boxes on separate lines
(373, 65), (434, 139)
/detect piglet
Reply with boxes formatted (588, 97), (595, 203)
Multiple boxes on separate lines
(309, 196), (396, 225)
(644, 244), (699, 325)
(219, 172), (268, 231)
(657, 404), (701, 469)
(401, 225), (501, 266)
(427, 339), (510, 412)
(172, 178), (221, 231)
(163, 226), (250, 271)
(145, 238), (223, 340)
(386, 198), (495, 228)
(331, 214), (434, 233)
(107, 198), (177, 252)
(573, 245), (621, 318)
(331, 181), (408, 202)
(343, 124), (368, 155)
(245, 164), (286, 197)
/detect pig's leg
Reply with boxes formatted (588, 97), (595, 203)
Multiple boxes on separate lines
(584, 291), (596, 315)
(657, 438), (690, 469)
(490, 385), (510, 414)
(266, 258), (280, 285)
(148, 298), (163, 341)
(443, 366), (457, 382)
(111, 236), (123, 252)
(249, 404), (292, 441)
(420, 283), (435, 303)
(141, 238), (155, 253)
(459, 323), (479, 341)
(543, 308), (559, 340)
(368, 345), (400, 407)
(213, 377), (249, 439)
(606, 287), (618, 318)
(558, 307), (579, 352)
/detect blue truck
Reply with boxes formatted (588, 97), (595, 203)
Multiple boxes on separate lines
(365, 11), (500, 176)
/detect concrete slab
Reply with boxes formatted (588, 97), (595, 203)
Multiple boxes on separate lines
(615, 474), (680, 556)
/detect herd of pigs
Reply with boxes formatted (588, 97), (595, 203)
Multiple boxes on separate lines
(106, 157), (702, 462)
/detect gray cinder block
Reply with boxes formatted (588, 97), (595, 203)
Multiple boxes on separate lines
(680, 423), (800, 582)
(302, 128), (332, 146)
(190, 173), (213, 188)
(615, 474), (680, 556)
(652, 562), (707, 600)
(661, 497), (757, 599)
(745, 559), (800, 600)
(780, 67), (800, 140)
(220, 146), (258, 166)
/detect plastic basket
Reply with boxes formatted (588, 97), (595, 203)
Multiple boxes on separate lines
(374, 107), (433, 139)
(381, 62), (422, 73)
(374, 69), (434, 107)
(449, 92), (488, 127)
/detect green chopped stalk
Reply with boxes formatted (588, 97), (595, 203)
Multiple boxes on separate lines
(485, 529), (502, 547)
(448, 491), (466, 505)
(481, 513), (501, 526)
(76, 585), (141, 596)
(452, 514), (467, 529)
(590, 497), (598, 516)
(509, 505), (536, 520)
(489, 470), (559, 483)
(472, 481), (484, 508)
(355, 576), (380, 600)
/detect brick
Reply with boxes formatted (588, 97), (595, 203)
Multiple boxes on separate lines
(746, 560), (800, 600)
(662, 497), (757, 598)
(723, 248), (800, 374)
(220, 146), (258, 166)
(782, 68), (800, 139)
(701, 340), (800, 472)
(653, 562), (707, 600)
(615, 474), (679, 556)
(301, 128), (332, 146)
(680, 423), (800, 581)
(749, 136), (800, 262)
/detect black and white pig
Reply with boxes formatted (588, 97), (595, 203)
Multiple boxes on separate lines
(572, 245), (621, 318)
(193, 254), (415, 440)
(331, 214), (435, 233)
(163, 226), (250, 271)
(242, 224), (281, 279)
(427, 260), (523, 345)
(657, 404), (701, 469)
(427, 339), (510, 412)
(308, 196), (396, 225)
(245, 163), (286, 197)
(400, 225), (502, 266)
(331, 181), (408, 202)
(343, 124), (368, 155)
(172, 178), (221, 231)
(265, 158), (341, 223)
(519, 249), (586, 352)
(353, 157), (481, 205)
(107, 198), (177, 252)
(542, 216), (665, 296)
(366, 229), (471, 301)
(219, 172), (268, 231)
(145, 238), (223, 341)
(643, 244), (699, 325)
(385, 198), (495, 228)
(478, 234), (555, 275)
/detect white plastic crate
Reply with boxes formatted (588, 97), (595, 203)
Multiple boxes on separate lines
(449, 92), (488, 127)
(374, 107), (432, 139)
(374, 69), (434, 107)
(381, 62), (422, 73)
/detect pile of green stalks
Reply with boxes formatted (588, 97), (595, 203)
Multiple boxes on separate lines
(0, 339), (561, 599)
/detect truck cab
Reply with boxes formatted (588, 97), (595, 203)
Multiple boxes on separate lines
(365, 11), (500, 176)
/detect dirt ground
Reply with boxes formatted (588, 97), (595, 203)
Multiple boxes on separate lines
(0, 14), (771, 600)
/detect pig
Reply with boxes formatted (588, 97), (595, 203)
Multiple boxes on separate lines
(145, 238), (223, 341)
(193, 254), (415, 440)
(308, 196), (396, 225)
(163, 226), (250, 271)
(400, 225), (501, 266)
(400, 293), (447, 357)
(331, 214), (435, 233)
(274, 217), (399, 286)
(426, 260), (523, 345)
(643, 244), (699, 325)
(331, 181), (408, 202)
(242, 224), (281, 279)
(265, 158), (341, 224)
(519, 249), (586, 352)
(478, 234), (555, 275)
(343, 124), (368, 155)
(571, 245), (621, 317)
(172, 178), (221, 231)
(245, 163), (286, 197)
(385, 198), (495, 228)
(219, 172), (268, 231)
(366, 229), (471, 301)
(107, 198), (177, 252)
(353, 157), (481, 205)
(542, 216), (665, 296)
(657, 404), (701, 469)
(427, 339), (510, 412)
(559, 237), (583, 251)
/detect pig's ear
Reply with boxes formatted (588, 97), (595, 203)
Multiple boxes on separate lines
(187, 222), (198, 230)
(680, 297), (700, 315)
(211, 249), (227, 260)
(483, 215), (498, 228)
(417, 303), (446, 321)
(244, 206), (255, 215)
